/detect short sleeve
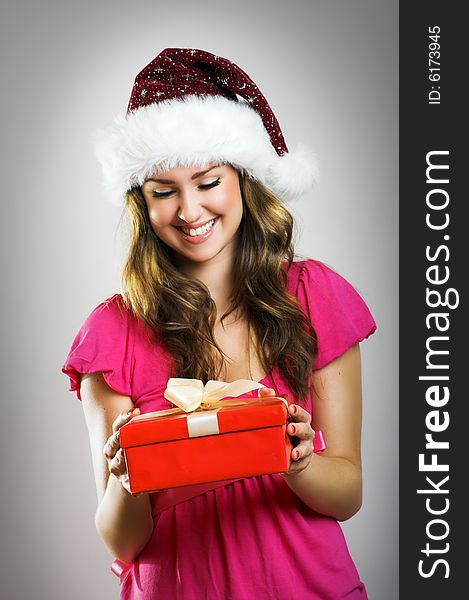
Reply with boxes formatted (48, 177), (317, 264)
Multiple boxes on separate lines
(296, 260), (376, 370)
(61, 294), (133, 401)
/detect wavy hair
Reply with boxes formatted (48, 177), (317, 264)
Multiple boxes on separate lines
(119, 170), (317, 403)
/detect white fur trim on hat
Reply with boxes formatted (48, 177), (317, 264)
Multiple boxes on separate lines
(92, 94), (318, 205)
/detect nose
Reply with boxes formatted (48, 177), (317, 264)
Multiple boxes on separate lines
(177, 188), (204, 224)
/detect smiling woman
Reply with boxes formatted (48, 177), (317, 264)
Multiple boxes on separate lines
(121, 159), (318, 390)
(61, 47), (376, 600)
(140, 163), (243, 256)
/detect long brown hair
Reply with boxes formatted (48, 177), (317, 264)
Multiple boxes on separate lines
(120, 169), (317, 402)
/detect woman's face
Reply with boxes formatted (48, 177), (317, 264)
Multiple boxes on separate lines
(141, 163), (243, 266)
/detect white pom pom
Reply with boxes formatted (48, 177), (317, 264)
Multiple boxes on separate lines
(266, 142), (319, 201)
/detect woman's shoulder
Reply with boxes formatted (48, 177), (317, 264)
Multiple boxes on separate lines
(62, 293), (134, 401)
(62, 293), (161, 401)
(284, 257), (350, 293)
(66, 293), (137, 355)
(81, 293), (133, 327)
(288, 256), (374, 317)
(285, 257), (377, 369)
(92, 292), (128, 312)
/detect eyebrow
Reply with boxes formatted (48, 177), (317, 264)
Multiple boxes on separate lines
(144, 165), (220, 185)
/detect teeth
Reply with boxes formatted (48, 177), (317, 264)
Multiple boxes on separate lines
(181, 218), (215, 236)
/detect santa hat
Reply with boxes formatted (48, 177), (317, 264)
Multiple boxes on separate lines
(92, 48), (318, 205)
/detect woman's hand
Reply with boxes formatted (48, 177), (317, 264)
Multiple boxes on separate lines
(258, 387), (315, 477)
(285, 403), (315, 476)
(103, 407), (142, 496)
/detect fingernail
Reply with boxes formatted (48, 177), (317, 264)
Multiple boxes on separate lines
(290, 405), (297, 415)
(294, 450), (300, 460)
(290, 424), (296, 435)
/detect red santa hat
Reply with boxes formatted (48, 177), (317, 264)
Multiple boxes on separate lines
(92, 48), (318, 205)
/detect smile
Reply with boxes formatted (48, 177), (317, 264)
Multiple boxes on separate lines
(180, 218), (216, 236)
(174, 217), (219, 244)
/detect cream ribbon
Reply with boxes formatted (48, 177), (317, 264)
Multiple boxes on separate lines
(187, 409), (220, 437)
(163, 378), (266, 412)
(129, 378), (292, 439)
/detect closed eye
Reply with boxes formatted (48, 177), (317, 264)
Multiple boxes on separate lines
(152, 190), (173, 198)
(151, 178), (221, 198)
(198, 178), (221, 190)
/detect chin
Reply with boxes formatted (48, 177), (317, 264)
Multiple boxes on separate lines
(176, 246), (220, 263)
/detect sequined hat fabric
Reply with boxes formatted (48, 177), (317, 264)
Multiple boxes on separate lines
(92, 48), (318, 205)
(127, 48), (289, 156)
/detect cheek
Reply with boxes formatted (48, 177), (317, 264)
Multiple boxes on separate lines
(147, 204), (174, 228)
(215, 181), (243, 216)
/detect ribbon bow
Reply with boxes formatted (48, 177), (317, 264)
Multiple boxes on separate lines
(163, 378), (266, 412)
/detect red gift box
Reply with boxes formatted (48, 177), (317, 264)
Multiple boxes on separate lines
(119, 396), (293, 494)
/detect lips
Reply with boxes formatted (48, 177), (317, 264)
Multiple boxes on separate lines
(174, 216), (219, 244)
(174, 216), (214, 230)
(180, 218), (216, 236)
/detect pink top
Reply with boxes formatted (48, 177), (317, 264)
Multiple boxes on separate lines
(62, 259), (376, 599)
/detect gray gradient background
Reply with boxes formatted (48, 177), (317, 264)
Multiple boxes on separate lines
(0, 1), (398, 598)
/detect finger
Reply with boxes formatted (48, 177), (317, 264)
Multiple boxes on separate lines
(109, 448), (128, 477)
(291, 440), (314, 461)
(287, 421), (315, 441)
(258, 387), (276, 397)
(112, 407), (140, 433)
(103, 428), (121, 460)
(288, 404), (311, 424)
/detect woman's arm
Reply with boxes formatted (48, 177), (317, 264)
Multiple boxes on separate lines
(80, 372), (154, 563)
(282, 343), (364, 521)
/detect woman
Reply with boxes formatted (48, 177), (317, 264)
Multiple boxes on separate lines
(62, 48), (376, 599)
